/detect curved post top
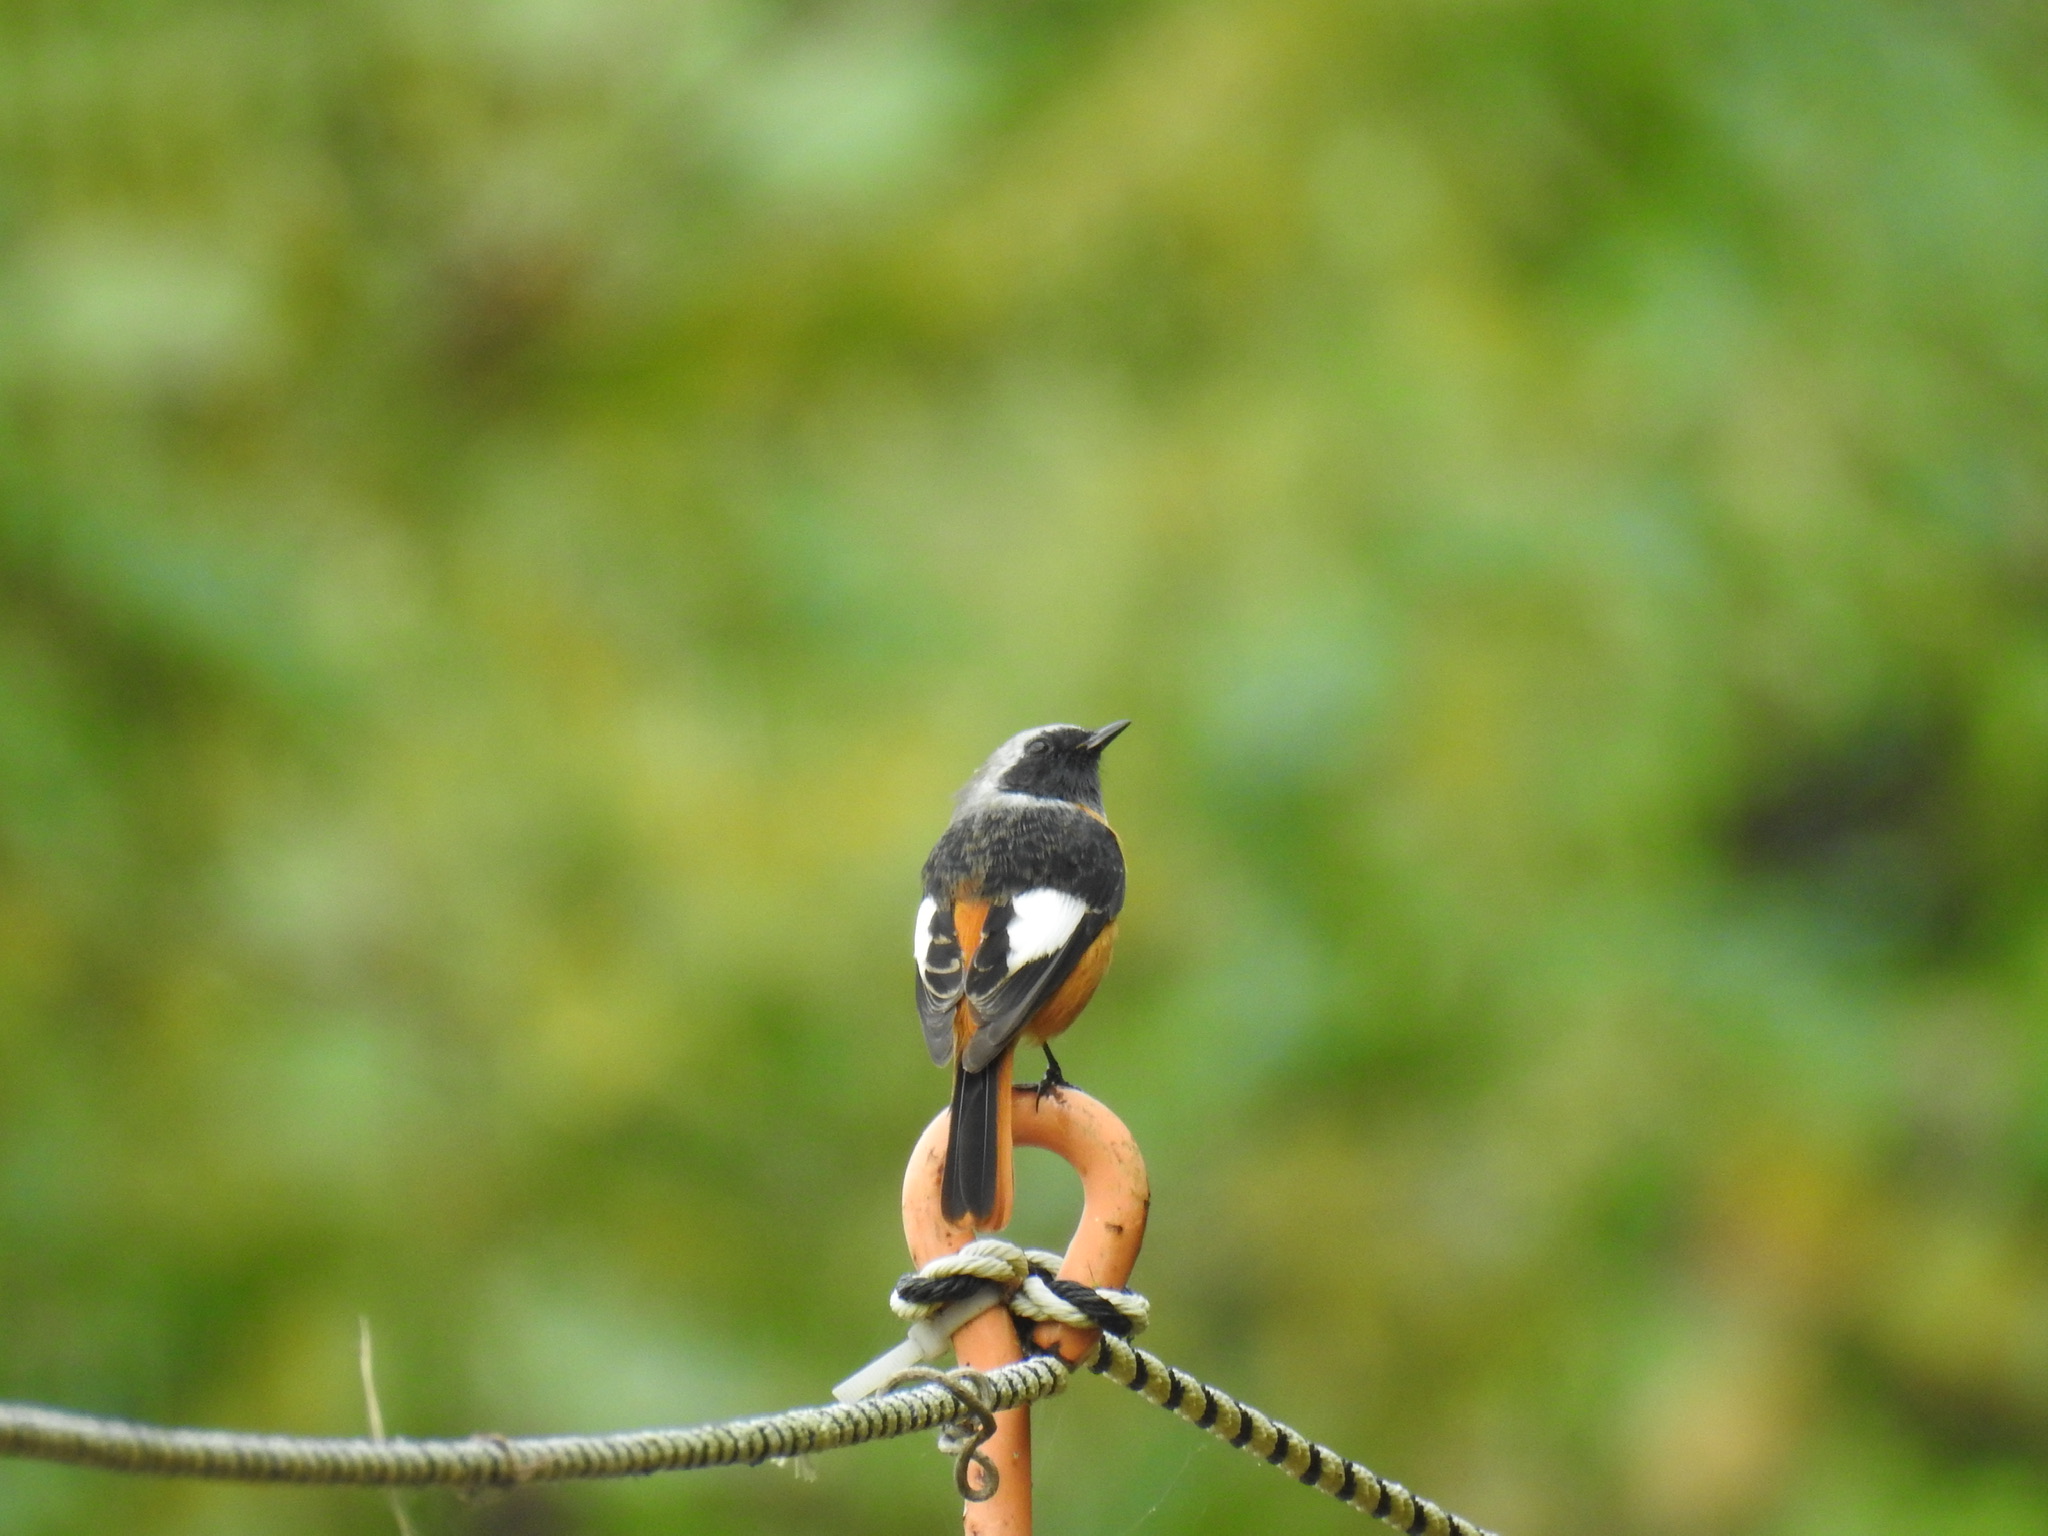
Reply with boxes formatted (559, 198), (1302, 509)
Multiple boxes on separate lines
(902, 1087), (1150, 1362)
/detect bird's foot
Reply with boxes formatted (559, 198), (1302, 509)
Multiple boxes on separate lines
(1033, 1046), (1075, 1104)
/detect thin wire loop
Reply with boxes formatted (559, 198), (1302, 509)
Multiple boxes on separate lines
(880, 1366), (1000, 1501)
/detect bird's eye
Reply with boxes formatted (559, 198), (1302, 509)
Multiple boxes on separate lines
(1026, 738), (1050, 756)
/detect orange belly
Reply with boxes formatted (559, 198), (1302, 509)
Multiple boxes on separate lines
(1018, 920), (1117, 1047)
(948, 907), (1117, 1060)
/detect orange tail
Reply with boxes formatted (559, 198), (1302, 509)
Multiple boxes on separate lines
(941, 1050), (1015, 1230)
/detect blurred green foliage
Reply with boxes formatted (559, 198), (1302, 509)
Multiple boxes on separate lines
(4, 0), (2048, 1531)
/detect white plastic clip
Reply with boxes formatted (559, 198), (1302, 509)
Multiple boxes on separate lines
(831, 1286), (1005, 1402)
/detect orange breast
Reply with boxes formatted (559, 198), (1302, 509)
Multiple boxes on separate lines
(1019, 920), (1117, 1046)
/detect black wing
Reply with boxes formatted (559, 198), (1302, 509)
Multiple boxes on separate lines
(957, 903), (1112, 1073)
(916, 898), (963, 1065)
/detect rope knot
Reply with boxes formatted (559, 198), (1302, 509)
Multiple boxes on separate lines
(890, 1239), (1149, 1339)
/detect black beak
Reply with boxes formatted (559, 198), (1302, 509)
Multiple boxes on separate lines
(1082, 719), (1131, 754)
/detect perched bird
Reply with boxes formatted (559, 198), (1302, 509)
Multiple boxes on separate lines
(915, 721), (1129, 1229)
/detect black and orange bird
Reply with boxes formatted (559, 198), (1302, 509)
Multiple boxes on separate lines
(915, 721), (1129, 1230)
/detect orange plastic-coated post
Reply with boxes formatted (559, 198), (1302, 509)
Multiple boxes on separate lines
(902, 1086), (1150, 1536)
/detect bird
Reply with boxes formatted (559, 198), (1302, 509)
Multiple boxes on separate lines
(915, 721), (1129, 1229)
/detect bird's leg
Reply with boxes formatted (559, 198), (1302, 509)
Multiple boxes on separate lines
(1034, 1043), (1073, 1103)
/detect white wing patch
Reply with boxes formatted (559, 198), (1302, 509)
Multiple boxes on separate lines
(913, 896), (938, 963)
(1005, 888), (1087, 971)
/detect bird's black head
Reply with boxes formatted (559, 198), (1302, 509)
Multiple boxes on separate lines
(992, 720), (1129, 810)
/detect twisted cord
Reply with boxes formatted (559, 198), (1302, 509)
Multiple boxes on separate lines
(0, 1248), (1501, 1536)
(889, 1240), (1498, 1536)
(0, 1357), (1070, 1487)
(1086, 1333), (1497, 1536)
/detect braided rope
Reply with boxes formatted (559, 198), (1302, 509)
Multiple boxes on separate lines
(0, 1358), (1070, 1487)
(889, 1240), (1498, 1536)
(0, 1248), (1501, 1536)
(1087, 1335), (1496, 1536)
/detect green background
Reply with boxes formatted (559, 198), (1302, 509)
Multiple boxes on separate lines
(4, 0), (2048, 1531)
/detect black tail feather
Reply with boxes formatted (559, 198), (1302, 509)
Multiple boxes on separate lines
(942, 1060), (999, 1223)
